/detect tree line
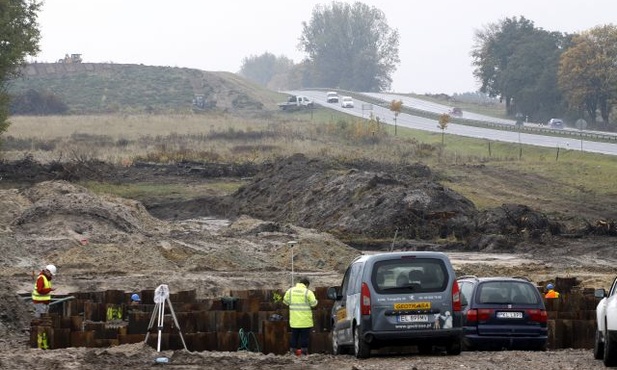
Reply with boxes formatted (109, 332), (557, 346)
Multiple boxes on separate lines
(240, 6), (616, 128)
(472, 16), (617, 127)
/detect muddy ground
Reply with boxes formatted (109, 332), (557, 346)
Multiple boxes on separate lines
(0, 157), (615, 369)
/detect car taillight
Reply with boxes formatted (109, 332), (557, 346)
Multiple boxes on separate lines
(527, 309), (547, 323)
(466, 309), (478, 323)
(360, 282), (371, 315)
(478, 308), (493, 321)
(452, 280), (461, 312)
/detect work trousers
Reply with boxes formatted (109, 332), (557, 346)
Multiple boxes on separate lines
(33, 302), (49, 318)
(289, 327), (311, 353)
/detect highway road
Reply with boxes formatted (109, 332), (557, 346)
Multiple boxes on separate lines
(286, 90), (617, 156)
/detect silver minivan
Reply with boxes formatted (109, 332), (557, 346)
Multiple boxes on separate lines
(327, 251), (462, 358)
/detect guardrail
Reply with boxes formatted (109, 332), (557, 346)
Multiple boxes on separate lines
(304, 88), (617, 144)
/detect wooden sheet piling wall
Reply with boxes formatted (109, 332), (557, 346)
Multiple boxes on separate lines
(30, 287), (599, 352)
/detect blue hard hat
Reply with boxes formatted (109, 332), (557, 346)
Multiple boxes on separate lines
(131, 293), (141, 302)
(546, 283), (554, 290)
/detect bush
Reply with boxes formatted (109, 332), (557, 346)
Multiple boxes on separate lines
(10, 89), (68, 115)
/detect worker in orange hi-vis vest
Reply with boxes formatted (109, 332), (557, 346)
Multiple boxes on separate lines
(545, 283), (560, 299)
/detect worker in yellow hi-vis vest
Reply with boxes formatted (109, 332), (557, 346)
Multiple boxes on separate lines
(283, 276), (318, 356)
(32, 265), (57, 318)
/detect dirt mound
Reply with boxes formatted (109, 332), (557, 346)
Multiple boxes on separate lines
(221, 154), (565, 252)
(0, 179), (360, 295)
(225, 154), (478, 243)
(12, 180), (167, 238)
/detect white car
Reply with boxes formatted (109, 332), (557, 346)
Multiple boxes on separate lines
(595, 277), (617, 366)
(341, 96), (354, 108)
(326, 91), (339, 103)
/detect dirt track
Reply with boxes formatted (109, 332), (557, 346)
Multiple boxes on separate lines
(0, 343), (605, 369)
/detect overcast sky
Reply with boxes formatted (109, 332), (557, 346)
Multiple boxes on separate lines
(33, 0), (617, 95)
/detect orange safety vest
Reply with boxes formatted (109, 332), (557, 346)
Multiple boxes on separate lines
(32, 274), (52, 302)
(545, 290), (559, 299)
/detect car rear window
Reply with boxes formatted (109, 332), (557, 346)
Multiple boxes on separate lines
(372, 258), (448, 293)
(476, 281), (540, 305)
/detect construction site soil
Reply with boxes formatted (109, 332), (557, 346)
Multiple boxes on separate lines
(0, 154), (615, 369)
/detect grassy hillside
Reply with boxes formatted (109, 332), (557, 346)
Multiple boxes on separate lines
(8, 63), (285, 114)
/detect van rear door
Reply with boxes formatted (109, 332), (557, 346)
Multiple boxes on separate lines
(369, 256), (452, 332)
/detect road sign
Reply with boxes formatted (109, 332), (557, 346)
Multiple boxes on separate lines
(575, 119), (587, 130)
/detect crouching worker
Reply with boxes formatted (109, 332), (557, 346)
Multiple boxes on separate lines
(283, 276), (318, 356)
(32, 265), (57, 318)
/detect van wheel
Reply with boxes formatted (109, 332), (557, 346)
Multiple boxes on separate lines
(353, 325), (371, 359)
(418, 344), (432, 354)
(446, 339), (462, 355)
(595, 330), (605, 359)
(604, 330), (617, 366)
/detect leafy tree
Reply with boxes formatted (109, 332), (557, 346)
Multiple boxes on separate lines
(558, 25), (617, 125)
(299, 1), (400, 92)
(438, 113), (450, 146)
(504, 31), (569, 121)
(238, 52), (294, 90)
(471, 16), (566, 119)
(0, 0), (41, 138)
(389, 99), (402, 135)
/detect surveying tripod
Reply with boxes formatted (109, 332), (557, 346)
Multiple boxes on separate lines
(144, 284), (188, 351)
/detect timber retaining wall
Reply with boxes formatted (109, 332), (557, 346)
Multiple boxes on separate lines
(29, 286), (599, 352)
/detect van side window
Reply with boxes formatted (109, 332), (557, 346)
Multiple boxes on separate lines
(340, 262), (363, 296)
(348, 262), (363, 295)
(340, 265), (352, 297)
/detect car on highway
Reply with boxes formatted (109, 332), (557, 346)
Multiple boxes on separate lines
(327, 251), (462, 358)
(457, 276), (548, 351)
(594, 275), (617, 366)
(548, 118), (564, 129)
(341, 96), (354, 108)
(326, 91), (340, 103)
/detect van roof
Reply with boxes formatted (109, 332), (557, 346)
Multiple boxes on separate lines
(352, 251), (450, 264)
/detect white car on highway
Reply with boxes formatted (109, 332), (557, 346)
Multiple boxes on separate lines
(327, 91), (340, 103)
(341, 96), (354, 108)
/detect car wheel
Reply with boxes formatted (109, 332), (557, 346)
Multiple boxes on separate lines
(594, 330), (604, 359)
(534, 340), (548, 352)
(353, 325), (371, 359)
(446, 339), (462, 355)
(604, 330), (617, 366)
(461, 338), (474, 351)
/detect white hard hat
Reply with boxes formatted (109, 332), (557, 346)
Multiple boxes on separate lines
(45, 264), (57, 276)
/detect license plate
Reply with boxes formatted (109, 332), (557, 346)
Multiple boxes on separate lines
(496, 311), (523, 319)
(397, 314), (429, 323)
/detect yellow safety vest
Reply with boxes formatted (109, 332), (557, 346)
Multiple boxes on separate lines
(32, 274), (52, 302)
(283, 283), (318, 328)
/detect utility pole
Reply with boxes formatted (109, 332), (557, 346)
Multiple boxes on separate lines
(287, 241), (297, 287)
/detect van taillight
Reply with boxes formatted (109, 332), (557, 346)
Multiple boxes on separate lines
(528, 309), (548, 323)
(361, 282), (371, 315)
(452, 280), (461, 312)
